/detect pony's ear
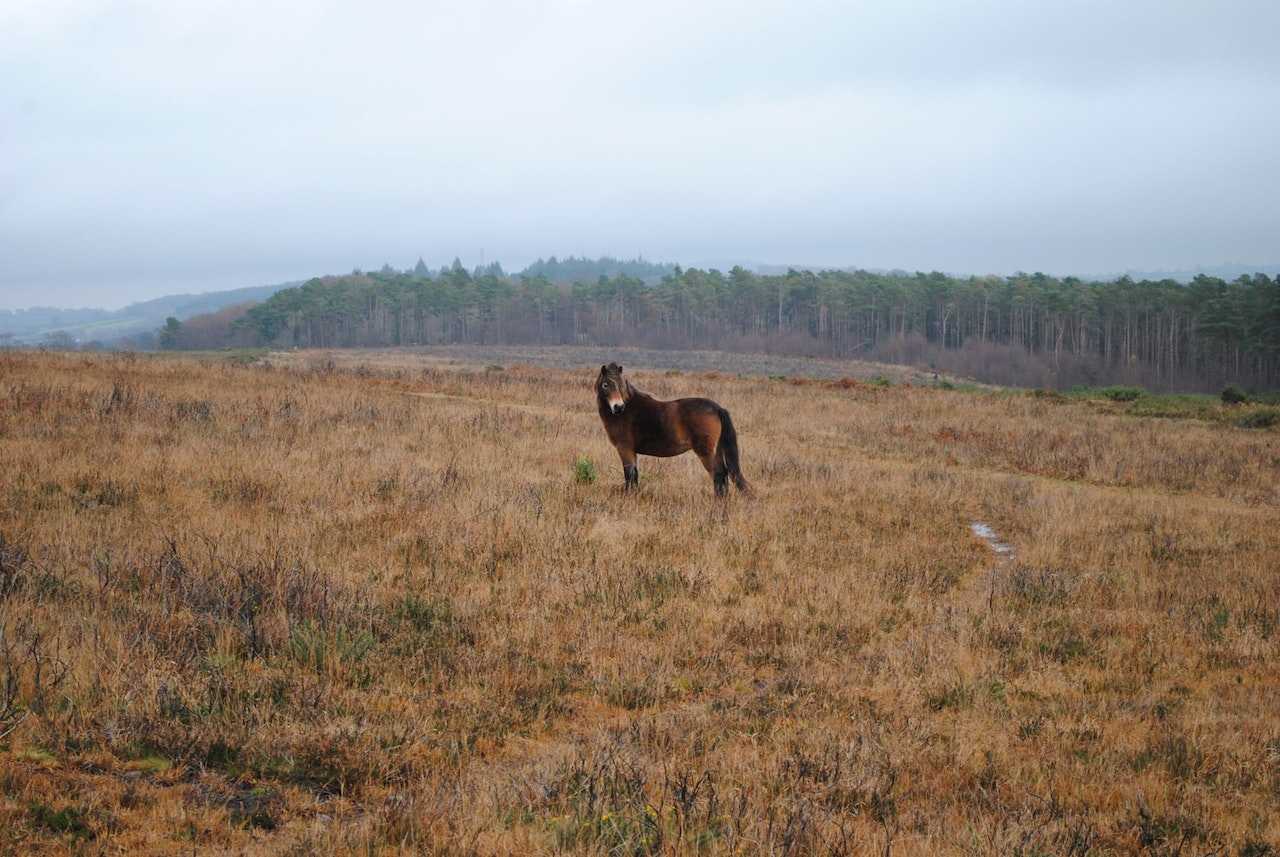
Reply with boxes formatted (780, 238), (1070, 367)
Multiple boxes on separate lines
(600, 364), (608, 374)
(614, 364), (623, 373)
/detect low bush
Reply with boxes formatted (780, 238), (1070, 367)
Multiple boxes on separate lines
(1236, 409), (1279, 429)
(1220, 385), (1249, 404)
(1095, 386), (1145, 402)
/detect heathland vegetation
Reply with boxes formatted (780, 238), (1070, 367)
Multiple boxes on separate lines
(1, 348), (1277, 854)
(157, 262), (1280, 392)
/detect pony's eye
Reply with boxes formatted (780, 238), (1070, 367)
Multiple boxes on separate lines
(601, 384), (608, 391)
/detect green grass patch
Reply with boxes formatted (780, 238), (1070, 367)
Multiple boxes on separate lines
(17, 747), (58, 765)
(1068, 384), (1146, 402)
(164, 347), (269, 364)
(28, 802), (94, 840)
(1064, 385), (1280, 426)
(220, 347), (270, 365)
(1028, 388), (1067, 401)
(551, 806), (663, 855)
(125, 754), (173, 774)
(1123, 393), (1219, 420)
(932, 378), (985, 393)
(573, 456), (597, 484)
(286, 620), (375, 672)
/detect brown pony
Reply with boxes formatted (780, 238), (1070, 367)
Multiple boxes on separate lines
(596, 362), (750, 496)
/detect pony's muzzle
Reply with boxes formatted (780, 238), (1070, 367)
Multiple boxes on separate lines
(611, 402), (625, 415)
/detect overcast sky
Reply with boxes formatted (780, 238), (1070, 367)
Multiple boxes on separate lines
(2, 1), (1279, 309)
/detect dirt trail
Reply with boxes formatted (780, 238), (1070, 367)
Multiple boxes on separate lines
(955, 519), (1017, 615)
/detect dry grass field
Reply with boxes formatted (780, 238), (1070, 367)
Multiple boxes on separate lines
(1, 348), (1278, 856)
(257, 345), (957, 385)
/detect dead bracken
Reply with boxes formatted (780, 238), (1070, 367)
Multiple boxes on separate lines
(0, 348), (1277, 855)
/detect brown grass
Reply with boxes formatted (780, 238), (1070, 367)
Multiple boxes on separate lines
(1, 348), (1278, 856)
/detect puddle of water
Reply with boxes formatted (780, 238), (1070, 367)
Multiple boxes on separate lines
(970, 521), (1013, 556)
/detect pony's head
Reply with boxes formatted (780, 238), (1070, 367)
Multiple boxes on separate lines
(597, 363), (630, 415)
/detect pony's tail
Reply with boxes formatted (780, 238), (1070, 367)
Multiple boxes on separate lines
(716, 407), (751, 494)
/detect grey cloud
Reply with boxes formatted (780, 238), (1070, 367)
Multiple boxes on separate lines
(1, 0), (1278, 309)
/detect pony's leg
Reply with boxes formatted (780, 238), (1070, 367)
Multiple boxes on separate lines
(618, 449), (638, 490)
(696, 450), (728, 497)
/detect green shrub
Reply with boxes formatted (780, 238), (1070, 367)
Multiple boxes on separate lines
(870, 375), (892, 387)
(574, 456), (597, 484)
(1240, 839), (1276, 857)
(1220, 385), (1249, 404)
(1236, 409), (1279, 429)
(1096, 386), (1145, 402)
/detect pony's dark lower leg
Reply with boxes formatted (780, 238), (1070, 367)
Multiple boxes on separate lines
(697, 448), (728, 498)
(624, 464), (638, 490)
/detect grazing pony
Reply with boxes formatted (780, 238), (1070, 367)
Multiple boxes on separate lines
(595, 363), (750, 496)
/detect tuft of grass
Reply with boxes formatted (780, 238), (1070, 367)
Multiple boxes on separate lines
(573, 455), (597, 484)
(1040, 629), (1090, 663)
(1241, 840), (1276, 857)
(28, 803), (94, 841)
(551, 806), (663, 855)
(286, 620), (375, 673)
(924, 680), (973, 712)
(124, 754), (172, 774)
(17, 747), (58, 765)
(1004, 566), (1076, 608)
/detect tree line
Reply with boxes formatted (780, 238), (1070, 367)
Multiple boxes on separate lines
(164, 261), (1280, 391)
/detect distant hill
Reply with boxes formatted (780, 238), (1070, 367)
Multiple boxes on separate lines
(0, 281), (300, 345)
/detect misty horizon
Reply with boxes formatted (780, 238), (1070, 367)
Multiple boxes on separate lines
(4, 1), (1279, 311)
(7, 254), (1280, 314)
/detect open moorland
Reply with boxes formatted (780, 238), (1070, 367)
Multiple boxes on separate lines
(1, 348), (1278, 855)
(260, 345), (958, 385)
